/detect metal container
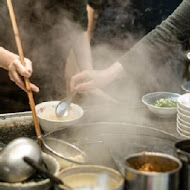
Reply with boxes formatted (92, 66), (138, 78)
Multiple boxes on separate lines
(58, 165), (124, 190)
(41, 137), (87, 169)
(125, 152), (182, 190)
(0, 153), (60, 190)
(175, 139), (190, 190)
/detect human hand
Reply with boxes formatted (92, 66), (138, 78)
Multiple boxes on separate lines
(8, 58), (39, 93)
(70, 62), (126, 93)
(70, 69), (112, 93)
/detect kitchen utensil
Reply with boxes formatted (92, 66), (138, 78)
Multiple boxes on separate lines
(7, 0), (42, 144)
(36, 101), (84, 133)
(58, 165), (124, 190)
(125, 152), (182, 190)
(175, 139), (190, 190)
(181, 81), (190, 93)
(0, 153), (60, 190)
(24, 157), (72, 190)
(43, 122), (178, 170)
(0, 137), (42, 183)
(42, 137), (87, 168)
(177, 93), (190, 111)
(56, 90), (77, 118)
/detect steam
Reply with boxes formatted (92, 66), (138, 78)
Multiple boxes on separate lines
(0, 0), (184, 112)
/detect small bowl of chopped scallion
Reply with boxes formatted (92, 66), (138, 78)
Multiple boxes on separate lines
(142, 92), (180, 118)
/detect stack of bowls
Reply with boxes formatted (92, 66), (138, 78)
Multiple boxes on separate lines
(177, 93), (190, 138)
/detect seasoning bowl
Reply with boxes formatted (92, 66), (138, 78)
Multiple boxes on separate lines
(142, 92), (180, 118)
(0, 153), (60, 190)
(36, 101), (84, 133)
(125, 152), (182, 190)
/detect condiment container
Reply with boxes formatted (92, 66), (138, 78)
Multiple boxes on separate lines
(125, 152), (181, 190)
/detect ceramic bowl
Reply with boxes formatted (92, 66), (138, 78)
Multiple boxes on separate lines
(177, 110), (190, 123)
(177, 118), (190, 133)
(177, 93), (190, 111)
(142, 92), (180, 118)
(36, 101), (84, 133)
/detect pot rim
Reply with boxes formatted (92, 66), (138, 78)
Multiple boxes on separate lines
(175, 139), (190, 162)
(125, 152), (182, 176)
(58, 164), (124, 189)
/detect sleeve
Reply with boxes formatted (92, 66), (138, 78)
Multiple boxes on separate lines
(118, 0), (190, 77)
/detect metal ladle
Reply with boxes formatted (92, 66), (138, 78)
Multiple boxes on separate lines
(24, 157), (72, 190)
(0, 137), (42, 183)
(55, 90), (77, 118)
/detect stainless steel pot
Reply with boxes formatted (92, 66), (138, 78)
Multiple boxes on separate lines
(41, 122), (178, 170)
(175, 139), (190, 190)
(58, 165), (124, 190)
(125, 152), (182, 190)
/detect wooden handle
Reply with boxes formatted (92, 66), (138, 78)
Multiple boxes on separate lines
(7, 0), (42, 145)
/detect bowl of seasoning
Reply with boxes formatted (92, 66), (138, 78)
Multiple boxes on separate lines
(142, 92), (180, 118)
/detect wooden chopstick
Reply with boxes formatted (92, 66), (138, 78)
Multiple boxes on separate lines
(7, 0), (42, 145)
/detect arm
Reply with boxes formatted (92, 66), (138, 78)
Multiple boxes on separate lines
(87, 4), (95, 39)
(0, 47), (39, 92)
(118, 0), (190, 77)
(72, 31), (93, 71)
(0, 47), (18, 70)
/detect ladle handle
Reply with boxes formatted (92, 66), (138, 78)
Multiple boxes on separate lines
(66, 90), (77, 103)
(23, 157), (72, 190)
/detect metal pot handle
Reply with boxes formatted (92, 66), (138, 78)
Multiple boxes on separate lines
(176, 149), (190, 163)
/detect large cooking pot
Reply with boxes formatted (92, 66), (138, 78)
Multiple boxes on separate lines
(175, 139), (190, 190)
(41, 122), (178, 171)
(125, 152), (182, 190)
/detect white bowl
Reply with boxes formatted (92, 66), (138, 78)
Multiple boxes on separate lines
(142, 92), (180, 118)
(177, 110), (190, 123)
(178, 102), (190, 112)
(177, 106), (190, 116)
(181, 81), (190, 93)
(177, 118), (190, 133)
(36, 101), (84, 133)
(176, 126), (190, 139)
(177, 123), (190, 137)
(178, 93), (190, 111)
(177, 115), (190, 127)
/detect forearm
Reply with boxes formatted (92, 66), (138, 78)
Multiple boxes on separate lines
(118, 0), (190, 76)
(0, 47), (18, 70)
(73, 31), (93, 70)
(103, 62), (126, 85)
(87, 4), (95, 39)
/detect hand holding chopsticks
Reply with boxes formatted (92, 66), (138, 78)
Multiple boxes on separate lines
(7, 0), (42, 145)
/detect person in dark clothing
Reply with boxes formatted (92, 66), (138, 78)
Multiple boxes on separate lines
(0, 0), (92, 113)
(88, 0), (183, 51)
(71, 0), (190, 99)
(78, 0), (185, 102)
